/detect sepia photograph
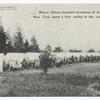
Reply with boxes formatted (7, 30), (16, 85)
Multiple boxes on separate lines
(1, 4), (100, 97)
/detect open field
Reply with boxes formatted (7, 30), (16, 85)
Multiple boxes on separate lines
(0, 62), (100, 96)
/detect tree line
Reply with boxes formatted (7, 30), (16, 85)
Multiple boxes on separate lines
(0, 23), (64, 54)
(0, 23), (97, 54)
(0, 24), (40, 54)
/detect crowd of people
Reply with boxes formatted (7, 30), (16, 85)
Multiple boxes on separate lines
(2, 54), (100, 72)
(54, 55), (100, 67)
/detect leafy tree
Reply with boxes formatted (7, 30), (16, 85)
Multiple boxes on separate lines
(54, 47), (63, 52)
(30, 36), (39, 52)
(0, 24), (8, 54)
(24, 39), (29, 53)
(45, 45), (52, 53)
(7, 37), (14, 52)
(39, 45), (54, 74)
(13, 27), (24, 52)
(5, 29), (13, 52)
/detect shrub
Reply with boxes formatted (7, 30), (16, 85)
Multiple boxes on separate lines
(39, 51), (54, 74)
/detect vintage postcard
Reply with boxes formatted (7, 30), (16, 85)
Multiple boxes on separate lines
(0, 4), (100, 96)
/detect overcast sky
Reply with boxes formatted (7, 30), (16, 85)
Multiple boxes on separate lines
(1, 4), (100, 51)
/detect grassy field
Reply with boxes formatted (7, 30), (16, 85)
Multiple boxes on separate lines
(0, 62), (100, 96)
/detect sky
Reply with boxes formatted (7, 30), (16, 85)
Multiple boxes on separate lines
(0, 4), (100, 51)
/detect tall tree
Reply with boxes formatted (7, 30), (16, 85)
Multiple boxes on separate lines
(6, 29), (13, 52)
(7, 37), (13, 52)
(0, 23), (8, 54)
(24, 39), (29, 53)
(45, 45), (52, 53)
(39, 49), (54, 74)
(30, 36), (39, 52)
(13, 27), (24, 52)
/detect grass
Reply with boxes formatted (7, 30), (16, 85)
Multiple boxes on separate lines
(0, 62), (100, 96)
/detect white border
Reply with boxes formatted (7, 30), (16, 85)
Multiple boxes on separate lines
(0, 0), (100, 4)
(0, 0), (100, 100)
